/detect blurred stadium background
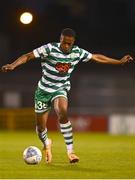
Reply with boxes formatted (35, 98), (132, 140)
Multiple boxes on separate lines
(0, 0), (135, 134)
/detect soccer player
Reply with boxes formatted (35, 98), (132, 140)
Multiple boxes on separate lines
(1, 28), (133, 164)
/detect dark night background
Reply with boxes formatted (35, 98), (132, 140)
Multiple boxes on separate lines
(0, 0), (135, 115)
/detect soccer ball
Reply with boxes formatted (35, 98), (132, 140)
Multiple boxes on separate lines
(23, 146), (42, 165)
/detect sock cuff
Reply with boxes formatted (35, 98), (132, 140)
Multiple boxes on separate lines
(41, 128), (47, 135)
(60, 121), (71, 128)
(36, 126), (47, 134)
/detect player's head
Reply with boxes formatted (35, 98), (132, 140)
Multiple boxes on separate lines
(60, 28), (76, 54)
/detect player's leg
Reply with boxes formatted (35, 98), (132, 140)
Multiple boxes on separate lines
(36, 111), (50, 147)
(34, 88), (52, 163)
(53, 96), (79, 163)
(36, 112), (52, 163)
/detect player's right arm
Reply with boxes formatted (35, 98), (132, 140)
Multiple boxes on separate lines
(1, 52), (35, 72)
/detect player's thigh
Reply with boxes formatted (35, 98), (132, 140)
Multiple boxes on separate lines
(53, 97), (68, 116)
(52, 90), (68, 114)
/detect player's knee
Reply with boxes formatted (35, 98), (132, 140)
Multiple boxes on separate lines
(57, 109), (68, 123)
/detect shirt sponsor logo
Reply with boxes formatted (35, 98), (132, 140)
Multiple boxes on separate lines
(55, 62), (71, 74)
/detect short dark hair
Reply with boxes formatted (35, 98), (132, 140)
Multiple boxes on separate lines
(61, 28), (76, 38)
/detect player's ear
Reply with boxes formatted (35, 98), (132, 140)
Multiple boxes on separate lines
(72, 37), (75, 43)
(60, 35), (63, 42)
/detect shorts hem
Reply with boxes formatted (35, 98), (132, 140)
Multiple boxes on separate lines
(35, 108), (51, 114)
(51, 95), (67, 102)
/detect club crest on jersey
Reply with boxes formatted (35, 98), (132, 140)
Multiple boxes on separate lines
(55, 62), (71, 74)
(70, 53), (78, 59)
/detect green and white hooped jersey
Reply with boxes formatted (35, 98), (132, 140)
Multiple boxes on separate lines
(33, 42), (92, 93)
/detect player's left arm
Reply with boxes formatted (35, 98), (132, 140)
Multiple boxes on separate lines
(90, 54), (133, 65)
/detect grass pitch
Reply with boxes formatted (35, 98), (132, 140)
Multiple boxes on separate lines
(0, 131), (135, 179)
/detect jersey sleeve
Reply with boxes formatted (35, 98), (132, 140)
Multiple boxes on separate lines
(33, 43), (51, 59)
(79, 48), (92, 62)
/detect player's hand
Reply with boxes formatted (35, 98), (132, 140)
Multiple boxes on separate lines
(120, 55), (133, 64)
(1, 64), (15, 72)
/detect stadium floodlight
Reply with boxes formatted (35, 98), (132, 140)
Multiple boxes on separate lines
(20, 12), (33, 25)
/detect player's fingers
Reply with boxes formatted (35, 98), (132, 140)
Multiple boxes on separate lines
(127, 57), (133, 62)
(1, 66), (9, 72)
(129, 56), (133, 61)
(124, 55), (133, 62)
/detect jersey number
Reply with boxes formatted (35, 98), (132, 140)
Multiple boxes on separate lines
(35, 101), (47, 110)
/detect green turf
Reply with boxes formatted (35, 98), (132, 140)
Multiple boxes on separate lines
(0, 131), (135, 179)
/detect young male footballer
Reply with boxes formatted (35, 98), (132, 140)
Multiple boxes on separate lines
(1, 28), (133, 164)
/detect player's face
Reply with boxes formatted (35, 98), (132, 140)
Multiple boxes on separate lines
(60, 35), (75, 54)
